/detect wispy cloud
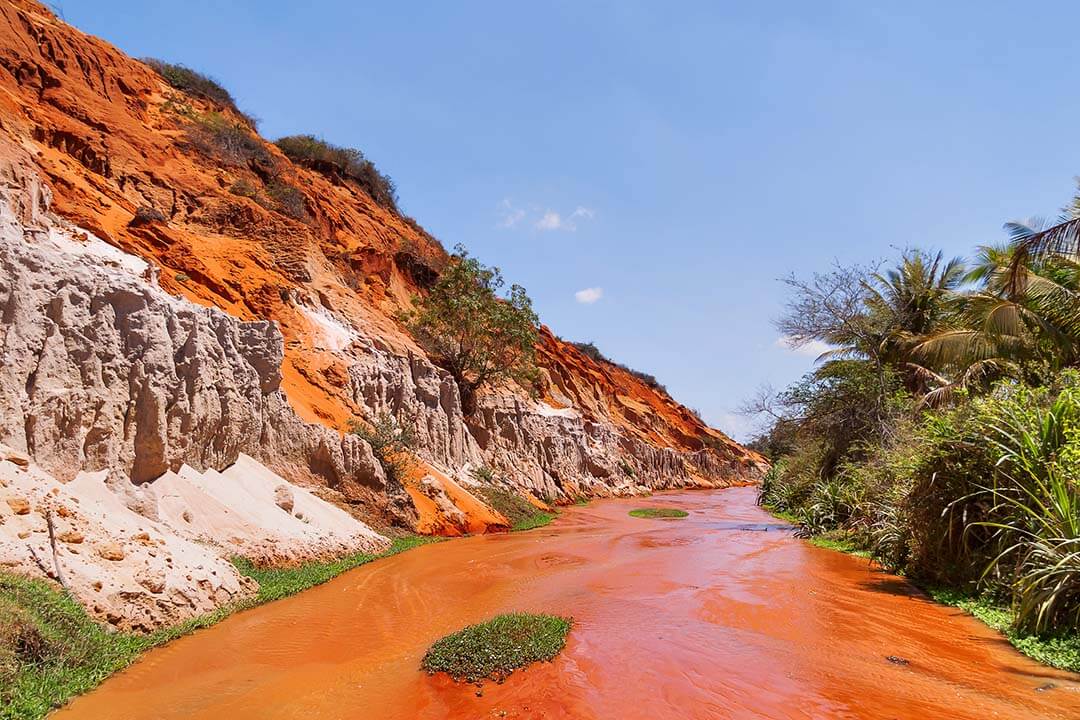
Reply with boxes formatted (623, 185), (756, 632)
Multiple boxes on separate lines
(536, 210), (564, 231)
(574, 287), (603, 304)
(570, 206), (594, 222)
(497, 199), (526, 229)
(774, 335), (832, 359)
(497, 201), (595, 232)
(536, 205), (595, 232)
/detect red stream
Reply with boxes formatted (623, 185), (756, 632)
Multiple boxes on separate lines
(55, 487), (1080, 719)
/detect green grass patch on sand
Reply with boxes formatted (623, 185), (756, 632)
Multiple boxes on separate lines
(0, 536), (437, 720)
(762, 504), (1080, 673)
(232, 535), (438, 602)
(629, 508), (689, 519)
(807, 530), (872, 559)
(472, 486), (559, 532)
(421, 612), (572, 683)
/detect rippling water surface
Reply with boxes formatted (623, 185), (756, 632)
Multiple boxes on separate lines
(57, 487), (1080, 719)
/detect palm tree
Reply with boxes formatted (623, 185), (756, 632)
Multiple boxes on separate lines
(915, 221), (1080, 401)
(858, 250), (966, 396)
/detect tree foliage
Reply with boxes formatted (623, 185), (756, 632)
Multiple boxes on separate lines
(405, 245), (539, 415)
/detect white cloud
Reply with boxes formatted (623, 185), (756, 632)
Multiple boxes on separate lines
(536, 211), (564, 231)
(570, 206), (595, 221)
(774, 335), (833, 359)
(574, 287), (603, 304)
(497, 199), (525, 229)
(534, 206), (595, 232)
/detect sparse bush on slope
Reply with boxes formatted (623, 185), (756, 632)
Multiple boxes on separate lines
(570, 341), (668, 394)
(275, 135), (398, 212)
(143, 58), (256, 127)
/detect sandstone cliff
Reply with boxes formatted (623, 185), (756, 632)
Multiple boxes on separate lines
(0, 0), (764, 628)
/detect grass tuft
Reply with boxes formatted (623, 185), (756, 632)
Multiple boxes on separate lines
(629, 508), (689, 519)
(421, 613), (572, 683)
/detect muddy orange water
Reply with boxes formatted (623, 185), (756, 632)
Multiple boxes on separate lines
(57, 487), (1080, 719)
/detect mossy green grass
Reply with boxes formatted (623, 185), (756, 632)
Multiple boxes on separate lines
(628, 508), (688, 519)
(421, 612), (573, 683)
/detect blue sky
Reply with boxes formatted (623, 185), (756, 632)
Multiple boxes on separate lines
(62, 1), (1080, 440)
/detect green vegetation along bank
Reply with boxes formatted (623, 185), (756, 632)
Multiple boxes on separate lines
(748, 200), (1080, 672)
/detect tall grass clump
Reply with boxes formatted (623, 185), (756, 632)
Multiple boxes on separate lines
(973, 381), (1080, 633)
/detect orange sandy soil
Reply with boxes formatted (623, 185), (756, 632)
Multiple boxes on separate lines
(54, 487), (1080, 720)
(403, 461), (508, 535)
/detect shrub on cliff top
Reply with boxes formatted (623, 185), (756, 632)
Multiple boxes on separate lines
(275, 135), (399, 213)
(143, 58), (256, 127)
(571, 341), (668, 395)
(404, 245), (539, 416)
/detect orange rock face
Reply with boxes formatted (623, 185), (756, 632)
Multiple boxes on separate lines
(0, 0), (763, 534)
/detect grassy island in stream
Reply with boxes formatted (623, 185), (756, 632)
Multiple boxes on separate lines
(0, 536), (438, 720)
(629, 508), (689, 519)
(421, 612), (573, 682)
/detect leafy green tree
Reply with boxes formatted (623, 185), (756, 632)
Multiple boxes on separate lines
(405, 245), (539, 415)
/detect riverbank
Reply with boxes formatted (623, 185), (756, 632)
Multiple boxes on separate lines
(51, 487), (1080, 720)
(0, 536), (438, 720)
(1, 491), (569, 720)
(762, 504), (1080, 674)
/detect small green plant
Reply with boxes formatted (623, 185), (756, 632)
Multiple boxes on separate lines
(421, 613), (572, 683)
(229, 178), (259, 198)
(618, 459), (636, 477)
(629, 508), (689, 519)
(348, 412), (416, 485)
(470, 465), (495, 483)
(174, 272), (190, 283)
